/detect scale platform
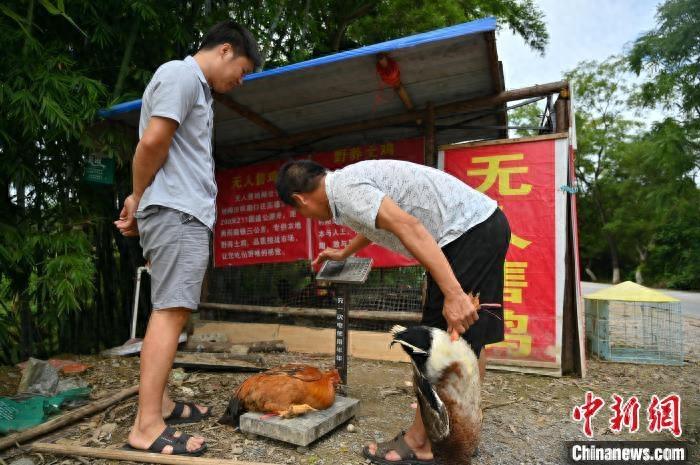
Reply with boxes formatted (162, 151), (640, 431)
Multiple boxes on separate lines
(239, 396), (359, 446)
(316, 257), (372, 284)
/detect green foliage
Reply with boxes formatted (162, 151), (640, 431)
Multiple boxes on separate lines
(507, 101), (545, 137)
(350, 0), (548, 54)
(569, 55), (699, 288)
(628, 0), (700, 120)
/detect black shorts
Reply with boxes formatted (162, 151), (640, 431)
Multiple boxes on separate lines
(421, 208), (511, 357)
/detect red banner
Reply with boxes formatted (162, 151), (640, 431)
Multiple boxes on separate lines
(215, 138), (424, 268)
(310, 138), (424, 268)
(214, 160), (309, 267)
(442, 138), (564, 365)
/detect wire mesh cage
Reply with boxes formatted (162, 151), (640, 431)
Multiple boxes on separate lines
(204, 261), (425, 333)
(584, 282), (683, 366)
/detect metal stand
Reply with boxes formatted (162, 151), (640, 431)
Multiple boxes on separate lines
(335, 284), (350, 389)
(316, 257), (373, 393)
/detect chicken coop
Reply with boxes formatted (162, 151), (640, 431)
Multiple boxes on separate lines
(584, 281), (683, 366)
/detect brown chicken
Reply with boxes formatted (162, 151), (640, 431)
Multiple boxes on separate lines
(218, 364), (341, 426)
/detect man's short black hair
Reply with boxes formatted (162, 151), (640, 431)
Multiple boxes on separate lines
(199, 21), (261, 69)
(276, 160), (328, 206)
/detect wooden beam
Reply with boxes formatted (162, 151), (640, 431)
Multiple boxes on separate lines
(214, 93), (286, 137)
(30, 443), (278, 465)
(218, 81), (569, 158)
(198, 302), (421, 323)
(440, 132), (568, 150)
(424, 102), (436, 167)
(485, 31), (507, 139)
(0, 385), (139, 451)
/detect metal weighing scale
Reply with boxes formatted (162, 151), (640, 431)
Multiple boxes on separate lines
(315, 257), (373, 391)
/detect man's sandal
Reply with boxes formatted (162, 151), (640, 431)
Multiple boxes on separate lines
(361, 431), (435, 465)
(164, 401), (212, 425)
(122, 426), (207, 456)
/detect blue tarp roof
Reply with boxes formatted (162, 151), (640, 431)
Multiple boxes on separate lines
(101, 17), (505, 164)
(99, 17), (495, 118)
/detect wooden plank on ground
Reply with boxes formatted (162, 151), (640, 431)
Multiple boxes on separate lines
(173, 352), (265, 372)
(194, 321), (410, 363)
(183, 339), (286, 354)
(0, 385), (139, 451)
(30, 442), (278, 465)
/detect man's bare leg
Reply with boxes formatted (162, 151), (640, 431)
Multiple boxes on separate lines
(128, 308), (204, 453)
(366, 348), (486, 461)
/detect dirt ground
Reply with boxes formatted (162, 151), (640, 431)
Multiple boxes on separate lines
(1, 315), (698, 465)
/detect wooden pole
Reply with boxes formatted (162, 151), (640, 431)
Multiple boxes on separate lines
(0, 385), (139, 451)
(30, 443), (278, 465)
(198, 302), (421, 323)
(554, 87), (570, 132)
(217, 81), (569, 159)
(424, 102), (436, 167)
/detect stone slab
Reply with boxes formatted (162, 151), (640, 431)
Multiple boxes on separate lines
(239, 396), (359, 446)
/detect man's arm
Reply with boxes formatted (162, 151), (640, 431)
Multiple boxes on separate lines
(312, 233), (372, 267)
(375, 196), (477, 340)
(114, 116), (178, 236)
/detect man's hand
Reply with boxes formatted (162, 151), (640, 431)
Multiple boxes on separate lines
(311, 247), (347, 268)
(114, 194), (141, 237)
(443, 290), (479, 341)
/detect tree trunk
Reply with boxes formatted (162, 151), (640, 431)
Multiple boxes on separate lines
(112, 18), (139, 100)
(259, 2), (284, 70)
(635, 246), (648, 285)
(15, 289), (32, 360)
(607, 235), (621, 284)
(584, 264), (598, 282)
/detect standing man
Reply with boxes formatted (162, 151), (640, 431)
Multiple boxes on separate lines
(275, 159), (510, 464)
(114, 21), (260, 456)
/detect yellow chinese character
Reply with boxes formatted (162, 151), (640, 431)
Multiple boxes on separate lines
(232, 177), (242, 189)
(504, 262), (527, 304)
(380, 142), (395, 156)
(334, 149), (347, 164)
(467, 154), (532, 195)
(365, 145), (378, 158)
(266, 171), (277, 183)
(490, 334), (532, 357)
(255, 172), (266, 186)
(489, 309), (532, 356)
(511, 233), (532, 249)
(349, 147), (362, 161)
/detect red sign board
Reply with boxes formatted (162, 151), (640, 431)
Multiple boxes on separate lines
(215, 159), (309, 267)
(441, 137), (569, 367)
(215, 138), (424, 268)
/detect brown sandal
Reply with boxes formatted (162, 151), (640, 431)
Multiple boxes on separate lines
(361, 431), (435, 465)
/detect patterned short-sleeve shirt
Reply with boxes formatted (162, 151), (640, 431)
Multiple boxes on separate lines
(325, 160), (497, 257)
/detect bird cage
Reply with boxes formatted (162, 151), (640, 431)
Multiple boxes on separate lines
(584, 281), (683, 366)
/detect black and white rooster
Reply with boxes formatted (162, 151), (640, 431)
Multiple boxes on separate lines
(391, 325), (482, 465)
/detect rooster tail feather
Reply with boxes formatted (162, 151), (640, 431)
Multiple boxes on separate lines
(218, 397), (245, 427)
